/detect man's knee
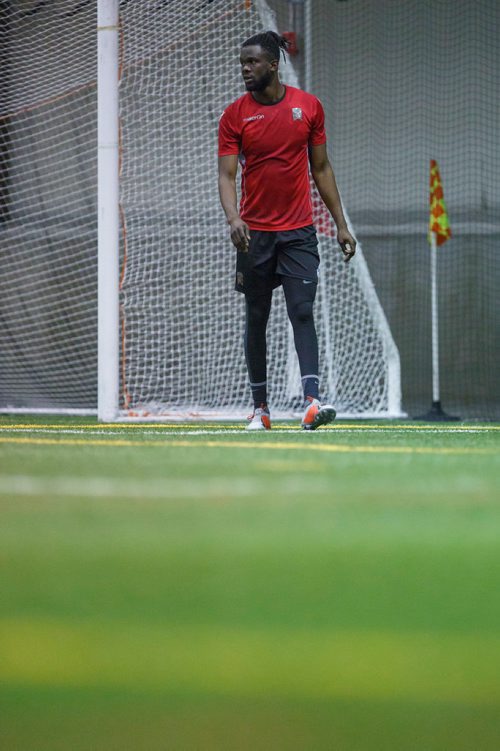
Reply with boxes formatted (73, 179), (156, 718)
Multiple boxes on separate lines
(290, 299), (314, 325)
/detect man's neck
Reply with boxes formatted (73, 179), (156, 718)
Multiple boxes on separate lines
(251, 82), (286, 105)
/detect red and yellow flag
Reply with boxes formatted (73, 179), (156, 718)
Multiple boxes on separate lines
(429, 159), (451, 246)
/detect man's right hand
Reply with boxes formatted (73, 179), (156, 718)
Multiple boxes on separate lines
(229, 217), (251, 252)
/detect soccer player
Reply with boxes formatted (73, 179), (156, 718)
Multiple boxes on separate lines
(218, 30), (356, 431)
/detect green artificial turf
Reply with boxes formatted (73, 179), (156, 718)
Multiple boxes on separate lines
(0, 416), (499, 750)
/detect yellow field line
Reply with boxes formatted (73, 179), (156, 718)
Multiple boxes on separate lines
(0, 435), (497, 455)
(2, 618), (500, 705)
(0, 422), (499, 431)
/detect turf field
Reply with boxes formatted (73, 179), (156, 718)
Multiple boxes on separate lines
(0, 415), (499, 750)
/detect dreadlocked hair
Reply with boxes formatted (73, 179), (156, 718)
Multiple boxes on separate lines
(241, 30), (290, 62)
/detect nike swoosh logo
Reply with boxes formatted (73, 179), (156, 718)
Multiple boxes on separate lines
(302, 280), (313, 284)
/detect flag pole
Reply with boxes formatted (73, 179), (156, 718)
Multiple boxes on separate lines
(430, 230), (440, 403)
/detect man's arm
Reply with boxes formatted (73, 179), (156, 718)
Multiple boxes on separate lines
(218, 155), (251, 252)
(309, 143), (356, 262)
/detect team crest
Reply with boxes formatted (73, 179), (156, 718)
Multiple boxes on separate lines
(292, 107), (302, 121)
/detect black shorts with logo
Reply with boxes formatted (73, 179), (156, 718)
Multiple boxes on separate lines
(235, 224), (319, 298)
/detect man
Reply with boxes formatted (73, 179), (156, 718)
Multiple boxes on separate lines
(218, 30), (356, 431)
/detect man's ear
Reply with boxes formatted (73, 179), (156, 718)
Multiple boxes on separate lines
(270, 59), (279, 72)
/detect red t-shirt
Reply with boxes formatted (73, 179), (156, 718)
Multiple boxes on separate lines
(218, 86), (326, 232)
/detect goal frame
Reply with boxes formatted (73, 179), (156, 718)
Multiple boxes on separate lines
(96, 0), (403, 422)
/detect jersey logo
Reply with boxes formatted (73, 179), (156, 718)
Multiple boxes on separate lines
(243, 114), (265, 122)
(292, 107), (303, 121)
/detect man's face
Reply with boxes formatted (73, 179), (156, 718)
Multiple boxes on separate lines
(240, 45), (277, 92)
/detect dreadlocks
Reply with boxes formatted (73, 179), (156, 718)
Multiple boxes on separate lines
(241, 30), (290, 62)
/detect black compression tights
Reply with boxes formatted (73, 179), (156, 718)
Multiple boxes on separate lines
(244, 276), (319, 407)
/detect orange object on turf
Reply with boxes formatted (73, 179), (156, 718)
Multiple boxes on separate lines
(302, 397), (319, 425)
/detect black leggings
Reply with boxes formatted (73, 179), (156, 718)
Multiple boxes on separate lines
(244, 276), (319, 406)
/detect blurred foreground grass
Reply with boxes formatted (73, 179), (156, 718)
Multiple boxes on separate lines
(0, 417), (499, 749)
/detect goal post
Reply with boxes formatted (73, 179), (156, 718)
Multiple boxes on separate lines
(97, 0), (119, 421)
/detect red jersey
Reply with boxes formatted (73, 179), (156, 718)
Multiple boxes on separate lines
(218, 86), (326, 232)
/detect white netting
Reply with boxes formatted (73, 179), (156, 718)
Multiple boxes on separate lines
(0, 0), (400, 417)
(302, 0), (500, 419)
(117, 0), (401, 418)
(1, 0), (497, 419)
(0, 0), (97, 411)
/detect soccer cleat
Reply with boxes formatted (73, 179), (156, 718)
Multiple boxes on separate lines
(301, 397), (336, 430)
(246, 406), (271, 431)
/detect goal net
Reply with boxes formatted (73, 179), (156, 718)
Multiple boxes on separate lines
(0, 0), (97, 413)
(305, 0), (500, 419)
(0, 0), (401, 418)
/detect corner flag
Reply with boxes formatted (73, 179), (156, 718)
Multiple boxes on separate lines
(416, 160), (459, 420)
(429, 159), (451, 245)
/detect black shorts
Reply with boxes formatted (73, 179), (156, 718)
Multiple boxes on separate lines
(235, 224), (319, 298)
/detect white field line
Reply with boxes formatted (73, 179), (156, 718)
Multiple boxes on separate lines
(13, 429), (231, 438)
(0, 426), (498, 437)
(0, 473), (322, 500)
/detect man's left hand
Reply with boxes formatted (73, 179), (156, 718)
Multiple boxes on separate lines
(337, 228), (357, 263)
